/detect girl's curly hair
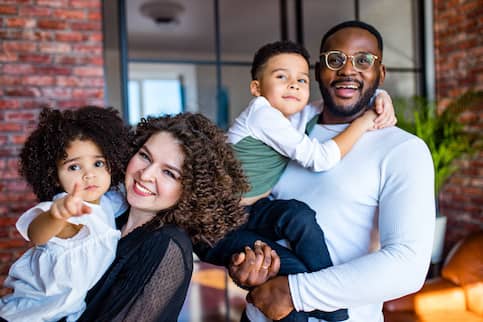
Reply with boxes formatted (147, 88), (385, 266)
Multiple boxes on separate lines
(133, 113), (249, 245)
(19, 106), (132, 202)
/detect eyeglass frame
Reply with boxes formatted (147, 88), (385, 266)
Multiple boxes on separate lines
(319, 50), (380, 72)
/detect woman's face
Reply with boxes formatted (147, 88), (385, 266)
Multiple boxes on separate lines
(125, 131), (184, 216)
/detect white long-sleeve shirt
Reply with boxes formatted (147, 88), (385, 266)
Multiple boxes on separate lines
(247, 101), (435, 322)
(228, 96), (340, 197)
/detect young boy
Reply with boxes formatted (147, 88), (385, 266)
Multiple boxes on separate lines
(195, 41), (394, 322)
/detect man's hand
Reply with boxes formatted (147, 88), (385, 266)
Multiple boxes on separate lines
(228, 240), (280, 288)
(247, 275), (294, 320)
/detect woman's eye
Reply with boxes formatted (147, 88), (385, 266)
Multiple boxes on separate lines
(95, 160), (105, 168)
(68, 164), (80, 171)
(163, 169), (176, 179)
(139, 151), (150, 161)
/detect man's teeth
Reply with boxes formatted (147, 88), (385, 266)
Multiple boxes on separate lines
(135, 182), (154, 195)
(335, 84), (358, 89)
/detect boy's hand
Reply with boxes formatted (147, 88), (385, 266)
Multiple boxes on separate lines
(373, 90), (397, 129)
(50, 184), (91, 220)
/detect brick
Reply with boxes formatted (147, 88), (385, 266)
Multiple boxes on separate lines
(22, 75), (55, 86)
(2, 64), (35, 75)
(5, 111), (36, 121)
(0, 52), (17, 62)
(0, 5), (17, 15)
(36, 0), (69, 7)
(72, 88), (103, 99)
(5, 17), (36, 28)
(41, 87), (72, 99)
(37, 19), (67, 30)
(55, 31), (85, 42)
(0, 76), (22, 86)
(70, 0), (100, 9)
(0, 100), (19, 109)
(38, 42), (71, 54)
(73, 66), (103, 77)
(5, 88), (41, 98)
(70, 21), (101, 31)
(34, 66), (71, 76)
(3, 41), (37, 53)
(52, 8), (86, 20)
(18, 54), (52, 64)
(19, 6), (51, 17)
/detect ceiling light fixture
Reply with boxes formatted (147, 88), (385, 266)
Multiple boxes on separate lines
(140, 1), (185, 25)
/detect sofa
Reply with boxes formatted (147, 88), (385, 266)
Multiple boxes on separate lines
(383, 230), (483, 322)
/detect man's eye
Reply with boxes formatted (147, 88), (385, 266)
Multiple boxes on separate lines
(68, 164), (80, 171)
(95, 160), (105, 168)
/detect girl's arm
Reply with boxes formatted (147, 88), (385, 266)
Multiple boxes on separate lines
(28, 184), (91, 245)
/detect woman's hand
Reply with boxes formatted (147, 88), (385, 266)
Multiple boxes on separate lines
(228, 240), (280, 288)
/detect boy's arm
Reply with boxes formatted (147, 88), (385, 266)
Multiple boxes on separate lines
(28, 184), (91, 244)
(332, 110), (376, 157)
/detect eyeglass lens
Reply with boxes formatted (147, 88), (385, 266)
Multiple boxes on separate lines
(326, 52), (375, 71)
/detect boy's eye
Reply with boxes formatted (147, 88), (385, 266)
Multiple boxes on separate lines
(298, 78), (308, 84)
(276, 74), (287, 80)
(95, 160), (105, 168)
(68, 164), (80, 171)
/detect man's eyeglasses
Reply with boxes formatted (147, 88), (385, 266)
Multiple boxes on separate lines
(320, 50), (380, 72)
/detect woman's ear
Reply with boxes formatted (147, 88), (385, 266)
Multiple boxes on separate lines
(250, 80), (261, 96)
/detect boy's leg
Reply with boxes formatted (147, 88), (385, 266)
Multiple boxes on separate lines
(193, 227), (310, 275)
(246, 198), (349, 321)
(246, 198), (332, 271)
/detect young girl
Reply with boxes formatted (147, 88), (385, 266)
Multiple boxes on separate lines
(0, 106), (131, 322)
(76, 112), (249, 321)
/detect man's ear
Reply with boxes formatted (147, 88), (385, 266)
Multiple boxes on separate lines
(378, 63), (386, 86)
(250, 80), (261, 96)
(315, 62), (321, 83)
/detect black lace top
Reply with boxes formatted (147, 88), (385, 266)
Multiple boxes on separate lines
(77, 210), (193, 322)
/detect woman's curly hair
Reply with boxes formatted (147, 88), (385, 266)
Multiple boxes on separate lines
(132, 113), (249, 245)
(19, 106), (132, 202)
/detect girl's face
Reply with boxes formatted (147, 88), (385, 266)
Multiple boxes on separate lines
(57, 139), (111, 204)
(125, 131), (184, 216)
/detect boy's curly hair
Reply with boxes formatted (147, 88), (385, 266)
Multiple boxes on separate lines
(19, 106), (131, 202)
(251, 40), (311, 80)
(133, 113), (249, 245)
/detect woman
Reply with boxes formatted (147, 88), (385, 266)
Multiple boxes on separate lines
(78, 113), (249, 321)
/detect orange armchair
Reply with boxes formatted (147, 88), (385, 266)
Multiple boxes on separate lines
(384, 231), (483, 322)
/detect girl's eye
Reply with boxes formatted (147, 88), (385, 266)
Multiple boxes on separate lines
(95, 160), (105, 168)
(68, 164), (80, 171)
(298, 78), (308, 84)
(276, 74), (287, 80)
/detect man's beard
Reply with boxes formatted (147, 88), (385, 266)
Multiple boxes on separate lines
(320, 75), (380, 118)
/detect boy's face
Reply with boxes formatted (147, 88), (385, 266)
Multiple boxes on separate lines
(251, 53), (310, 117)
(57, 139), (111, 204)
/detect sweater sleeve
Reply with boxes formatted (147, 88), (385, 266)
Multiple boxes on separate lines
(288, 137), (435, 311)
(247, 97), (341, 171)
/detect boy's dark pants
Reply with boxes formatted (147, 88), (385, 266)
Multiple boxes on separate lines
(195, 198), (348, 322)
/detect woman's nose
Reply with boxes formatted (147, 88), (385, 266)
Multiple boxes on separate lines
(139, 165), (155, 182)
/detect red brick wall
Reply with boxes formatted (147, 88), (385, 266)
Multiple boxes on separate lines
(0, 0), (104, 295)
(433, 0), (483, 253)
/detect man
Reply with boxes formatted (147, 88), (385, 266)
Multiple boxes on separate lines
(229, 20), (435, 322)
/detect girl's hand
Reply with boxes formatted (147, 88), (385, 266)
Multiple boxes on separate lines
(373, 90), (397, 129)
(50, 184), (91, 220)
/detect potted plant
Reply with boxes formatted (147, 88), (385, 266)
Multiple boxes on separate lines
(394, 91), (481, 264)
